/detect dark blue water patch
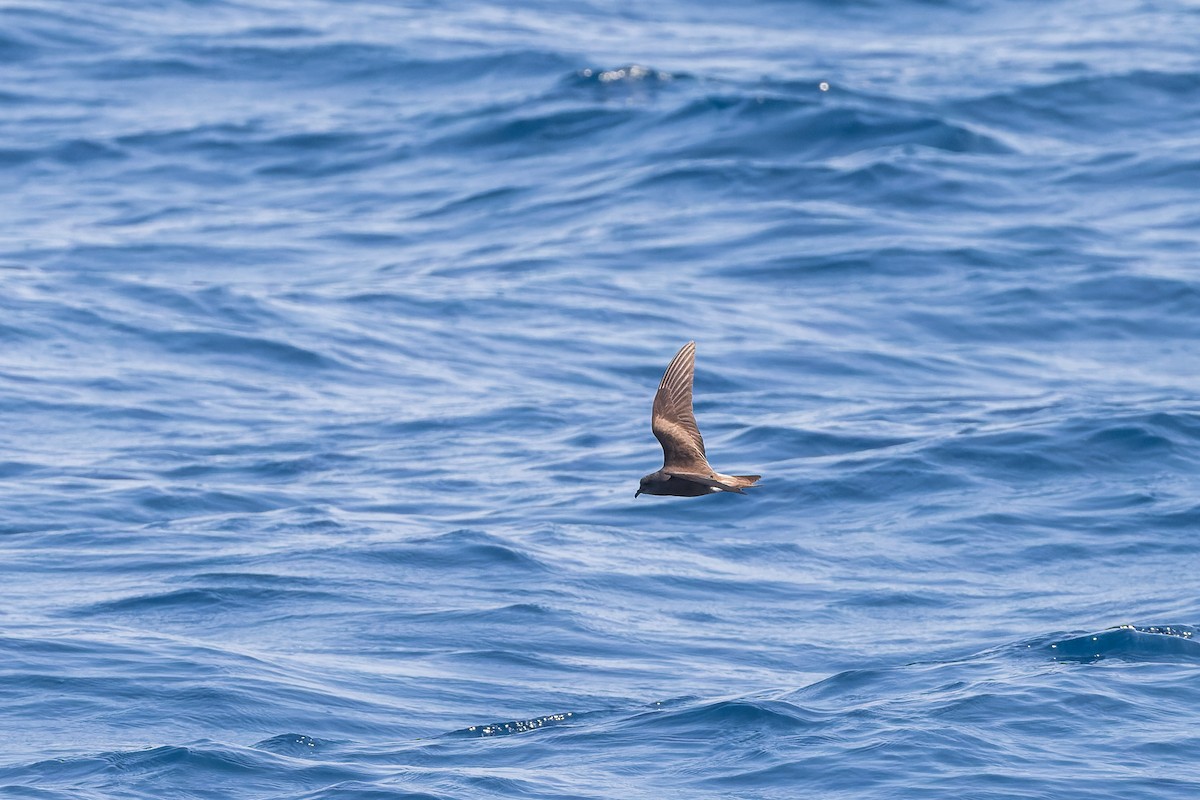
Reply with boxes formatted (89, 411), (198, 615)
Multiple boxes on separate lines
(402, 602), (566, 628)
(0, 31), (41, 65)
(152, 41), (576, 89)
(991, 222), (1106, 251)
(157, 329), (342, 371)
(1083, 422), (1173, 457)
(1071, 274), (1200, 320)
(923, 427), (1071, 478)
(89, 54), (212, 81)
(187, 570), (333, 590)
(665, 100), (1011, 163)
(359, 529), (550, 573)
(55, 137), (129, 164)
(624, 160), (833, 207)
(41, 242), (315, 273)
(618, 696), (817, 737)
(792, 666), (893, 703)
(239, 26), (322, 41)
(252, 733), (339, 756)
(1058, 150), (1200, 193)
(114, 41), (402, 84)
(252, 126), (384, 156)
(820, 158), (1019, 213)
(2, 741), (375, 799)
(339, 290), (491, 321)
(127, 484), (292, 517)
(78, 584), (346, 619)
(330, 604), (633, 672)
(0, 146), (42, 169)
(957, 70), (1200, 143)
(419, 403), (573, 438)
(928, 274), (1200, 344)
(1150, 502), (1200, 530)
(433, 648), (579, 673)
(413, 185), (532, 222)
(161, 451), (360, 481)
(83, 403), (174, 423)
(1046, 625), (1200, 663)
(804, 453), (975, 505)
(1084, 408), (1200, 460)
(730, 425), (912, 458)
(253, 144), (399, 180)
(0, 138), (126, 168)
(732, 244), (1015, 287)
(109, 122), (405, 183)
(295, 786), (447, 800)
(836, 588), (950, 610)
(114, 120), (264, 156)
(921, 407), (1200, 485)
(111, 280), (289, 329)
(0, 460), (40, 479)
(0, 5), (113, 60)
(0, 88), (44, 106)
(349, 49), (579, 86)
(583, 570), (816, 607)
(430, 104), (643, 158)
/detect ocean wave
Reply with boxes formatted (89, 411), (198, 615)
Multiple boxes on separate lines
(5, 0), (1200, 797)
(1047, 625), (1200, 663)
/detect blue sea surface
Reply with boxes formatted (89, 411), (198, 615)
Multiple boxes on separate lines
(3, 0), (1200, 797)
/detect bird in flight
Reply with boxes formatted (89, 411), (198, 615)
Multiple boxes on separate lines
(636, 341), (761, 498)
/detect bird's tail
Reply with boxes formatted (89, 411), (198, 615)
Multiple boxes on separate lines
(732, 475), (761, 489)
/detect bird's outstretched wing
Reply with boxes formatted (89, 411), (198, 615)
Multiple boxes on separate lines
(651, 341), (712, 473)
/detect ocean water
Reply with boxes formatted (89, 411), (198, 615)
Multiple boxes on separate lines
(2, 0), (1200, 797)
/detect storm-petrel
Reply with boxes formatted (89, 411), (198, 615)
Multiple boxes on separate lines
(636, 341), (761, 498)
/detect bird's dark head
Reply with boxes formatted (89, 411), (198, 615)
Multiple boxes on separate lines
(635, 471), (663, 498)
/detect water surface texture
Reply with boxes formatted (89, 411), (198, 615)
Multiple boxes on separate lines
(3, 1), (1200, 798)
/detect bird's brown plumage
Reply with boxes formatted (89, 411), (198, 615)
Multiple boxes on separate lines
(638, 341), (761, 497)
(651, 341), (710, 474)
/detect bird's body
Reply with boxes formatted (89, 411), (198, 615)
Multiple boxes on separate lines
(636, 341), (760, 498)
